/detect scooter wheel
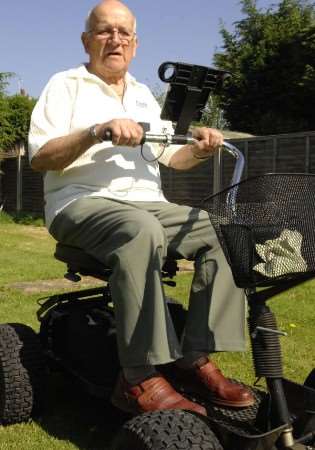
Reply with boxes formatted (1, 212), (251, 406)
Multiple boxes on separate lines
(304, 369), (315, 389)
(111, 409), (223, 450)
(292, 369), (315, 445)
(0, 323), (45, 425)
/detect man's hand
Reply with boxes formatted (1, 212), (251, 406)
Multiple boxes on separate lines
(190, 127), (224, 159)
(95, 119), (144, 146)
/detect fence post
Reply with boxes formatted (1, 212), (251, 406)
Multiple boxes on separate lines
(16, 142), (25, 215)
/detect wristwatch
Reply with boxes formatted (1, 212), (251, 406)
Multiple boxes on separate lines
(89, 124), (103, 143)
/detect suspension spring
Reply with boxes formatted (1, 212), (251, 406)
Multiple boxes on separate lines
(248, 308), (283, 378)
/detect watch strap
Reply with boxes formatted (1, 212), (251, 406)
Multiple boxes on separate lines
(89, 124), (103, 143)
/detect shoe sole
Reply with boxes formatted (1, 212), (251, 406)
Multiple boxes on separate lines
(209, 395), (255, 408)
(173, 380), (255, 409)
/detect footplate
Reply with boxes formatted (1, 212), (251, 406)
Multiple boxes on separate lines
(180, 382), (287, 450)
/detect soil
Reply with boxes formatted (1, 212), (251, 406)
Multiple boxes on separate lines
(8, 276), (104, 294)
(8, 261), (193, 294)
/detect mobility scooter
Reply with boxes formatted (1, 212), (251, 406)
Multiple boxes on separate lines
(0, 62), (314, 449)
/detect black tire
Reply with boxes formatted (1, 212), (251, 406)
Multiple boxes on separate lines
(111, 409), (223, 450)
(304, 368), (315, 390)
(0, 323), (45, 425)
(292, 369), (315, 444)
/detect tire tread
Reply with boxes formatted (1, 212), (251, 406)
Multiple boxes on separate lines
(0, 323), (44, 425)
(111, 409), (223, 450)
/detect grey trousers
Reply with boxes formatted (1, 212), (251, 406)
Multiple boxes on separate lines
(49, 197), (246, 367)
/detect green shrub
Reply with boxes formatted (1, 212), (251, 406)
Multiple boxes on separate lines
(0, 210), (14, 224)
(0, 211), (44, 226)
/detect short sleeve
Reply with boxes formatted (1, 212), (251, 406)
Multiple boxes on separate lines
(28, 73), (75, 162)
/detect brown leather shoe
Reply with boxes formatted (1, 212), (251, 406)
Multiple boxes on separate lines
(194, 357), (255, 407)
(162, 357), (255, 408)
(111, 372), (207, 416)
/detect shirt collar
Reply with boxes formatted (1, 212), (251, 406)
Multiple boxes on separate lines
(68, 64), (137, 87)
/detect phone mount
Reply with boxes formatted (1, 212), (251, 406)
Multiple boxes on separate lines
(158, 62), (230, 135)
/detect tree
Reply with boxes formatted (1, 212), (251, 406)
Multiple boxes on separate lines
(0, 72), (36, 151)
(214, 0), (315, 134)
(0, 72), (13, 97)
(199, 95), (229, 130)
(0, 95), (36, 151)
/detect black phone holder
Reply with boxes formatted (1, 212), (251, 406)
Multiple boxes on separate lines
(158, 62), (230, 135)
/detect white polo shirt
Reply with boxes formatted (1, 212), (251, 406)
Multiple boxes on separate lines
(28, 65), (180, 228)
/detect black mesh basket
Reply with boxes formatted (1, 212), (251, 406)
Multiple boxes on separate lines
(204, 173), (315, 288)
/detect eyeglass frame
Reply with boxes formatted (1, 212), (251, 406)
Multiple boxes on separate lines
(86, 26), (136, 44)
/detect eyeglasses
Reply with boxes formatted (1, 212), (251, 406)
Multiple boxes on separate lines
(88, 26), (136, 44)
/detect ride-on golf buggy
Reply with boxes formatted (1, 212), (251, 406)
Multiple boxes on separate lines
(0, 62), (314, 450)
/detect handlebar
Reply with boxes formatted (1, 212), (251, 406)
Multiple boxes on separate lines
(103, 129), (245, 188)
(103, 129), (196, 146)
(221, 141), (245, 187)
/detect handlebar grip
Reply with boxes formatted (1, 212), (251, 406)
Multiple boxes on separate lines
(138, 122), (150, 133)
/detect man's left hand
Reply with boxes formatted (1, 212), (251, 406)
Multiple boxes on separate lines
(190, 127), (224, 159)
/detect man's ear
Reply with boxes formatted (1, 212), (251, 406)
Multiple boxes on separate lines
(132, 36), (138, 57)
(81, 32), (89, 54)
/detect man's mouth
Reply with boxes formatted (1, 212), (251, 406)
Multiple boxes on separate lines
(106, 51), (122, 57)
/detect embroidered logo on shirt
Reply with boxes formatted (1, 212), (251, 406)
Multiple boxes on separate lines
(136, 100), (148, 108)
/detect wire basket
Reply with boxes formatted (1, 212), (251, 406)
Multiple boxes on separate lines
(204, 173), (315, 288)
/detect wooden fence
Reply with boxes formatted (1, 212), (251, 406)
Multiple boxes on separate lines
(1, 131), (315, 217)
(0, 144), (44, 215)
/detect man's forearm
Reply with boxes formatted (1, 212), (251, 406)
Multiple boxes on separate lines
(168, 145), (210, 170)
(31, 128), (96, 171)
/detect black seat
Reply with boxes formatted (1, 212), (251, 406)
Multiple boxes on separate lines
(55, 243), (179, 282)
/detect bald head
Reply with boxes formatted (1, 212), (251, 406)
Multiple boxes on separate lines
(85, 1), (136, 33)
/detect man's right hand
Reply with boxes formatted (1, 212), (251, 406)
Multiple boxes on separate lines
(95, 119), (144, 147)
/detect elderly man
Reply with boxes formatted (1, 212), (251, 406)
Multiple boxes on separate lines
(28, 0), (253, 416)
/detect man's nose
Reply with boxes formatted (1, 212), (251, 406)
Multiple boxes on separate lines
(109, 29), (121, 43)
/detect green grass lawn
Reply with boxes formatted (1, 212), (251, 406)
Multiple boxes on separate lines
(0, 222), (314, 449)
